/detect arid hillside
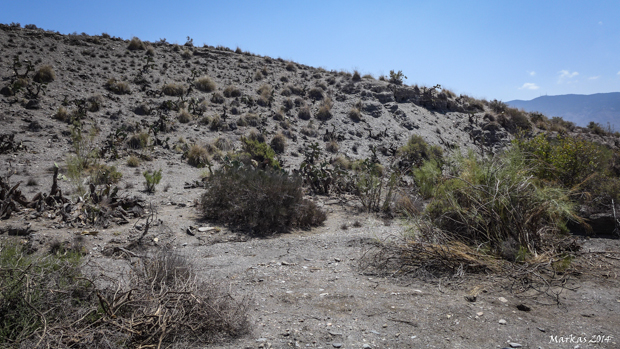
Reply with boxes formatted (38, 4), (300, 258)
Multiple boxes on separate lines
(1, 24), (619, 349)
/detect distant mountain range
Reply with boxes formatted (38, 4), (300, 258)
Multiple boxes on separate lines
(507, 92), (620, 130)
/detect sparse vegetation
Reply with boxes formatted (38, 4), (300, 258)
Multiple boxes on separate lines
(127, 36), (145, 50)
(315, 97), (333, 121)
(187, 144), (211, 168)
(143, 168), (162, 193)
(105, 78), (130, 94)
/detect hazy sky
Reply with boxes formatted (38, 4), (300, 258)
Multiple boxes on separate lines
(2, 0), (619, 102)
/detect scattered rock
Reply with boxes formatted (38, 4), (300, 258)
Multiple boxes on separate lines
(516, 304), (531, 312)
(508, 343), (523, 348)
(498, 319), (507, 325)
(332, 343), (342, 348)
(498, 297), (508, 303)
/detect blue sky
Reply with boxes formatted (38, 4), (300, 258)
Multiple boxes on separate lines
(2, 0), (619, 102)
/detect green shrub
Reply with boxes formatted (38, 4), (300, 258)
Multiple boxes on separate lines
(143, 169), (162, 193)
(425, 149), (576, 256)
(201, 168), (326, 235)
(195, 76), (216, 92)
(241, 137), (280, 169)
(389, 70), (406, 85)
(398, 135), (443, 170)
(413, 159), (442, 199)
(91, 163), (122, 185)
(514, 133), (608, 188)
(0, 240), (87, 346)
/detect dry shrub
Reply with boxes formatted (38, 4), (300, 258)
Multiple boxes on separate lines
(256, 84), (273, 106)
(285, 62), (297, 72)
(195, 76), (216, 92)
(162, 83), (185, 96)
(105, 78), (131, 94)
(211, 92), (225, 104)
(223, 85), (241, 98)
(315, 97), (333, 121)
(128, 132), (149, 149)
(352, 70), (361, 81)
(127, 36), (145, 50)
(53, 106), (69, 122)
(127, 155), (140, 167)
(178, 108), (193, 123)
(33, 65), (55, 83)
(238, 113), (260, 127)
(213, 137), (233, 151)
(326, 140), (339, 153)
(348, 107), (362, 122)
(201, 168), (326, 235)
(187, 144), (210, 168)
(298, 106), (311, 120)
(270, 133), (287, 154)
(308, 87), (324, 100)
(285, 84), (305, 96)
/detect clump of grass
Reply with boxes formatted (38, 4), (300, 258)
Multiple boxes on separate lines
(285, 62), (297, 72)
(162, 83), (185, 97)
(352, 70), (361, 81)
(214, 137), (233, 151)
(187, 144), (211, 168)
(223, 85), (241, 98)
(127, 155), (140, 167)
(397, 135), (443, 170)
(127, 36), (145, 50)
(201, 168), (326, 235)
(128, 132), (149, 149)
(238, 113), (260, 127)
(91, 163), (123, 185)
(33, 65), (55, 83)
(308, 87), (324, 100)
(298, 106), (311, 120)
(326, 140), (339, 153)
(256, 84), (273, 106)
(315, 97), (333, 121)
(178, 108), (193, 123)
(270, 133), (287, 154)
(105, 78), (131, 94)
(53, 106), (69, 122)
(195, 76), (216, 92)
(348, 107), (362, 122)
(211, 92), (225, 104)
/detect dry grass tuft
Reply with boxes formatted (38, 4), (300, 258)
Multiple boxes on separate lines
(162, 83), (185, 97)
(195, 76), (216, 92)
(127, 36), (145, 50)
(33, 65), (55, 83)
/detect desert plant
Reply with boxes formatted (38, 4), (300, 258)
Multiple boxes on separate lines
(412, 159), (442, 199)
(240, 137), (280, 169)
(33, 64), (55, 83)
(127, 36), (145, 50)
(223, 85), (241, 97)
(348, 107), (362, 122)
(187, 144), (211, 168)
(162, 83), (185, 96)
(127, 132), (149, 149)
(270, 133), (287, 154)
(308, 87), (324, 100)
(211, 92), (225, 104)
(105, 78), (130, 94)
(53, 106), (69, 122)
(256, 84), (273, 106)
(326, 140), (339, 153)
(178, 108), (193, 123)
(127, 155), (140, 167)
(389, 70), (407, 85)
(195, 76), (216, 92)
(90, 163), (122, 185)
(398, 135), (443, 170)
(315, 97), (333, 121)
(298, 106), (311, 120)
(143, 169), (162, 193)
(425, 149), (577, 256)
(285, 62), (297, 72)
(201, 167), (326, 235)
